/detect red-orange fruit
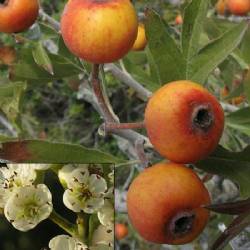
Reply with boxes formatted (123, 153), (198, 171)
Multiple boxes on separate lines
(0, 46), (16, 65)
(115, 223), (129, 240)
(216, 0), (228, 15)
(127, 162), (211, 244)
(175, 14), (183, 25)
(0, 0), (39, 33)
(227, 0), (250, 15)
(145, 80), (225, 163)
(60, 0), (138, 63)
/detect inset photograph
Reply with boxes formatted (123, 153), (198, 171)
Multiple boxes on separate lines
(0, 163), (114, 250)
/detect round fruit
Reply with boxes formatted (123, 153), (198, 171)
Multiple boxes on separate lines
(145, 80), (224, 163)
(0, 46), (16, 65)
(227, 0), (250, 15)
(216, 0), (228, 15)
(132, 23), (147, 51)
(175, 14), (183, 25)
(127, 162), (211, 244)
(115, 223), (129, 240)
(0, 0), (39, 33)
(61, 0), (138, 64)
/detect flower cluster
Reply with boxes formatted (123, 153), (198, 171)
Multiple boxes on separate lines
(0, 164), (53, 231)
(0, 163), (114, 250)
(51, 164), (114, 250)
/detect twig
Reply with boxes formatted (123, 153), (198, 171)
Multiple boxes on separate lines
(135, 138), (149, 168)
(102, 121), (145, 133)
(78, 84), (152, 148)
(91, 64), (151, 165)
(39, 9), (61, 31)
(0, 115), (17, 137)
(220, 102), (240, 112)
(216, 15), (250, 24)
(91, 64), (151, 147)
(104, 63), (152, 101)
(92, 64), (116, 122)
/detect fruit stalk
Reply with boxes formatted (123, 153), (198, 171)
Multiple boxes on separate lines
(92, 64), (116, 123)
(103, 122), (145, 132)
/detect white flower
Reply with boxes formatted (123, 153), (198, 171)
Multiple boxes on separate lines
(4, 164), (37, 188)
(58, 164), (75, 188)
(63, 166), (107, 213)
(49, 235), (88, 250)
(0, 164), (37, 208)
(97, 200), (114, 227)
(92, 224), (114, 247)
(4, 184), (53, 231)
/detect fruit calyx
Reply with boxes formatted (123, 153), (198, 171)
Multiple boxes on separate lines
(191, 104), (214, 132)
(0, 0), (8, 6)
(168, 211), (195, 238)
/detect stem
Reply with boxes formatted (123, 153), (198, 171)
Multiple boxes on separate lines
(115, 160), (141, 168)
(92, 64), (116, 123)
(49, 210), (77, 237)
(39, 9), (60, 31)
(104, 63), (152, 101)
(135, 138), (149, 168)
(103, 121), (145, 133)
(202, 173), (213, 183)
(76, 213), (88, 242)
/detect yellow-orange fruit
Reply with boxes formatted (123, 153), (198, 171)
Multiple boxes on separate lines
(232, 95), (245, 105)
(115, 223), (129, 240)
(220, 86), (230, 99)
(175, 14), (183, 25)
(61, 0), (138, 63)
(216, 0), (228, 15)
(131, 23), (147, 51)
(145, 80), (224, 163)
(0, 0), (39, 33)
(127, 162), (210, 244)
(0, 46), (16, 65)
(227, 0), (250, 15)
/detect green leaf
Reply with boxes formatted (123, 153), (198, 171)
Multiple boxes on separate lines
(122, 57), (158, 92)
(145, 9), (185, 85)
(243, 69), (250, 104)
(0, 82), (26, 123)
(196, 145), (250, 197)
(226, 108), (250, 135)
(0, 140), (121, 163)
(38, 22), (59, 39)
(182, 0), (209, 59)
(203, 17), (237, 40)
(12, 49), (82, 84)
(190, 22), (248, 83)
(57, 36), (76, 61)
(240, 26), (250, 64)
(33, 42), (54, 75)
(230, 50), (249, 70)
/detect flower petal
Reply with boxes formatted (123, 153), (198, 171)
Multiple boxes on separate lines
(89, 175), (107, 195)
